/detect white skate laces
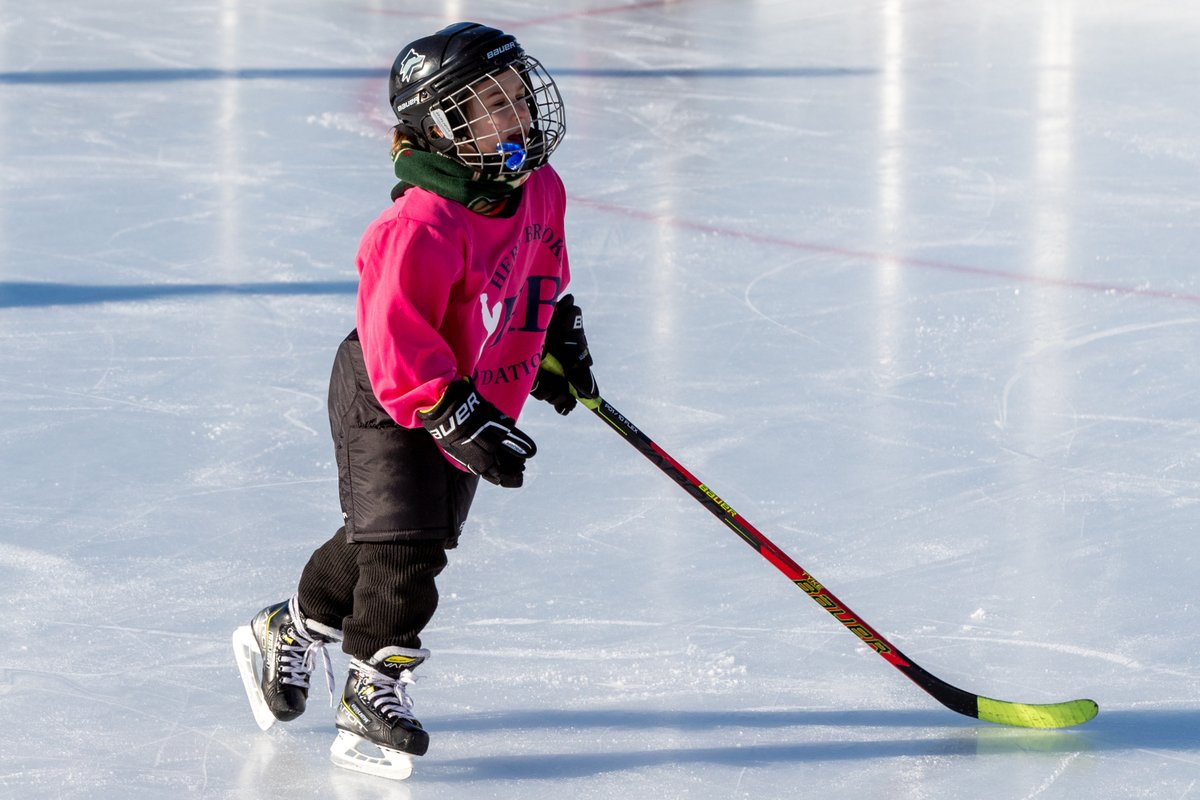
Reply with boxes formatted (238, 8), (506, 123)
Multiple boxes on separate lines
(285, 596), (336, 703)
(357, 662), (420, 721)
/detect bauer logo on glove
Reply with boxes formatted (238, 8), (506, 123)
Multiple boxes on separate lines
(424, 390), (481, 441)
(419, 378), (537, 487)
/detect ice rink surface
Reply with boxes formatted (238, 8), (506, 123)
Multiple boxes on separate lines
(2, 0), (1198, 797)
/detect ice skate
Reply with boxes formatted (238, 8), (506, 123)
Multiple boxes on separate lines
(232, 595), (339, 731)
(329, 646), (430, 781)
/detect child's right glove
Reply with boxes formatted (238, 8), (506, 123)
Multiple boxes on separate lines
(530, 293), (599, 415)
(418, 378), (537, 488)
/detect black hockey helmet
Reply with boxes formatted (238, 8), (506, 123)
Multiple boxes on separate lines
(389, 22), (565, 176)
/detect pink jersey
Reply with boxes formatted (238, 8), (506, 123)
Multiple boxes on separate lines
(355, 164), (570, 431)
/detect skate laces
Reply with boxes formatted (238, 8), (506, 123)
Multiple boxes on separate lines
(281, 598), (336, 703)
(363, 667), (419, 722)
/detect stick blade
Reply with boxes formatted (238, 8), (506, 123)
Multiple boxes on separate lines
(976, 696), (1098, 728)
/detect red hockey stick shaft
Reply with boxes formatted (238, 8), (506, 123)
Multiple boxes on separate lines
(563, 386), (1096, 729)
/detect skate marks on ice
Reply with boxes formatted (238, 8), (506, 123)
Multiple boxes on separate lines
(228, 733), (414, 800)
(994, 317), (1200, 432)
(413, 707), (1200, 782)
(130, 706), (1196, 794)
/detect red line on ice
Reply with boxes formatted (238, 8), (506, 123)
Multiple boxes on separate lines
(573, 196), (1200, 306)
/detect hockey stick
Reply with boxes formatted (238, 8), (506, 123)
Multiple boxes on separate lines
(544, 360), (1097, 728)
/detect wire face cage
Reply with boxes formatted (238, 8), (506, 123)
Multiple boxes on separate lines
(439, 55), (565, 176)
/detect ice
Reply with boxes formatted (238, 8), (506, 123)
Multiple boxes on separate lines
(1, 0), (1198, 798)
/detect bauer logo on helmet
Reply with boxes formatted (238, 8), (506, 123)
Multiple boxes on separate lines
(486, 41), (518, 60)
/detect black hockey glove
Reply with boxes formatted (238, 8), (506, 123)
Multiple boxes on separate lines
(530, 294), (599, 415)
(418, 378), (537, 488)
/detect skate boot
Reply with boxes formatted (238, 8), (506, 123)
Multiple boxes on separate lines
(232, 595), (339, 731)
(329, 646), (430, 781)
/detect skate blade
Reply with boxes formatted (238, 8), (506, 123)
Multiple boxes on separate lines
(329, 729), (415, 781)
(231, 625), (277, 732)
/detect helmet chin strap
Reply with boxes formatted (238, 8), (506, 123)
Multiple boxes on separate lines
(425, 109), (457, 153)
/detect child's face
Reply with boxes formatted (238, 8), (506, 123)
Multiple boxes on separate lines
(460, 68), (533, 159)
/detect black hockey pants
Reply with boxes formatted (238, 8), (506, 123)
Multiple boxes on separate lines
(296, 330), (480, 657)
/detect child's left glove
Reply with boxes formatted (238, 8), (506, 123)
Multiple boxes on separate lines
(419, 378), (537, 488)
(530, 293), (599, 415)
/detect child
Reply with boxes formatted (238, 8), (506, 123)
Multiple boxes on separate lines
(232, 22), (598, 781)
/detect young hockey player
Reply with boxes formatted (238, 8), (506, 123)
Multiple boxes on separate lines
(232, 22), (598, 781)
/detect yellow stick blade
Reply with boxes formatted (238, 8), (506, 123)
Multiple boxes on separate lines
(977, 697), (1099, 728)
